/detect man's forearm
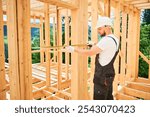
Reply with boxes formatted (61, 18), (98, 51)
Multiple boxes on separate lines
(74, 48), (93, 56)
(74, 45), (102, 56)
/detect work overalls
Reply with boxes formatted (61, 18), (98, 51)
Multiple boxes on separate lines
(93, 36), (119, 100)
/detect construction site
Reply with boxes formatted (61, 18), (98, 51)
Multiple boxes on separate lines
(0, 0), (150, 100)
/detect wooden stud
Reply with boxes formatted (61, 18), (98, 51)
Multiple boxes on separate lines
(71, 0), (88, 100)
(65, 10), (69, 80)
(7, 0), (32, 99)
(127, 10), (133, 79)
(0, 0), (6, 100)
(98, 0), (104, 16)
(89, 0), (98, 100)
(16, 0), (33, 99)
(130, 11), (137, 79)
(44, 3), (51, 87)
(33, 15), (36, 24)
(53, 16), (56, 63)
(120, 11), (127, 86)
(56, 8), (62, 90)
(113, 1), (120, 94)
(7, 0), (20, 100)
(134, 10), (140, 79)
(104, 0), (111, 17)
(40, 16), (44, 64)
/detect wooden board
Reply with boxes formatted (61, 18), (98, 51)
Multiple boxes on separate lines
(116, 93), (137, 100)
(7, 0), (32, 99)
(113, 1), (120, 95)
(71, 0), (88, 100)
(7, 0), (21, 99)
(89, 0), (98, 100)
(134, 11), (141, 79)
(126, 11), (133, 79)
(0, 0), (6, 100)
(44, 3), (51, 87)
(56, 8), (62, 90)
(120, 11), (127, 86)
(124, 87), (150, 100)
(37, 0), (78, 10)
(40, 16), (44, 64)
(104, 0), (110, 17)
(65, 10), (69, 80)
(127, 83), (150, 93)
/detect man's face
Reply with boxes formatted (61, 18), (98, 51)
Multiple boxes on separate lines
(97, 27), (106, 37)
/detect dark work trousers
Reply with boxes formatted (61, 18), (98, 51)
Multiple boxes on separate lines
(93, 36), (119, 100)
(93, 76), (114, 100)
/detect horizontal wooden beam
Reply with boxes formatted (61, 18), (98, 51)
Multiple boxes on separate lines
(124, 0), (148, 2)
(136, 78), (150, 84)
(138, 6), (150, 9)
(3, 10), (45, 20)
(37, 0), (78, 9)
(3, 21), (41, 28)
(134, 2), (150, 7)
(116, 93), (138, 100)
(127, 0), (149, 5)
(124, 87), (150, 100)
(127, 83), (150, 93)
(31, 23), (41, 28)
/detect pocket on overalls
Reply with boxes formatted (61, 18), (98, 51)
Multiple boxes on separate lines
(104, 76), (114, 86)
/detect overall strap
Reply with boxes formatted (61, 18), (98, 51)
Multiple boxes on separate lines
(107, 36), (118, 51)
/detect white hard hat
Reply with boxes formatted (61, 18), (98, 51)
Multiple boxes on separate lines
(96, 17), (113, 29)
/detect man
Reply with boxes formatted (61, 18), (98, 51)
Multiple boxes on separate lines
(64, 17), (119, 100)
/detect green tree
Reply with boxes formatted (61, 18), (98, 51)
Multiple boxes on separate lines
(139, 24), (150, 78)
(139, 9), (150, 78)
(142, 9), (150, 25)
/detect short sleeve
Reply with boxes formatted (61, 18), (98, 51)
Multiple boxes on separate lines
(96, 37), (112, 50)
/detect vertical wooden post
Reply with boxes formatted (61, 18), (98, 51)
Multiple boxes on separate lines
(89, 0), (98, 99)
(133, 10), (140, 79)
(44, 4), (51, 87)
(121, 10), (127, 86)
(104, 0), (110, 17)
(40, 16), (44, 64)
(127, 10), (133, 80)
(7, 0), (20, 100)
(113, 1), (120, 95)
(0, 0), (6, 100)
(98, 0), (104, 16)
(65, 10), (69, 80)
(7, 0), (32, 99)
(53, 16), (56, 63)
(71, 0), (88, 100)
(56, 8), (62, 90)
